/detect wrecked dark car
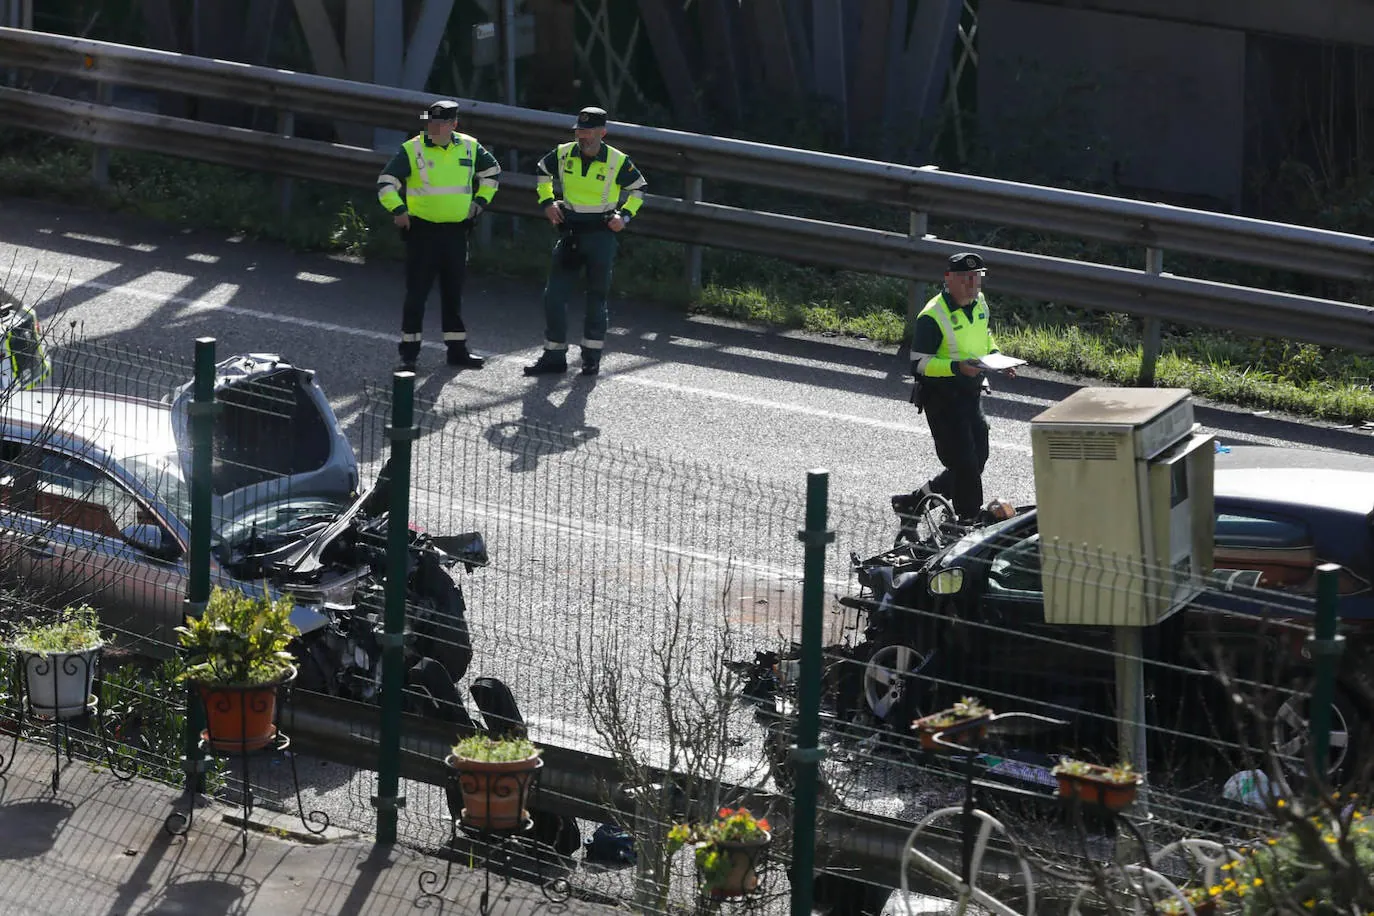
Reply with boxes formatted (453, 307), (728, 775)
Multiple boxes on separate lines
(739, 446), (1374, 782)
(0, 352), (483, 717)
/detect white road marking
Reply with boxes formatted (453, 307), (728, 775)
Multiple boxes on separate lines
(27, 268), (1030, 453)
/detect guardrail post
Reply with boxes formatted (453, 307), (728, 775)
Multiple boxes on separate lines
(181, 337), (217, 795)
(1309, 563), (1344, 777)
(903, 211), (930, 354)
(374, 369), (416, 845)
(684, 176), (703, 299)
(1136, 247), (1164, 387)
(792, 469), (834, 916)
(276, 111), (294, 218)
(91, 81), (112, 187)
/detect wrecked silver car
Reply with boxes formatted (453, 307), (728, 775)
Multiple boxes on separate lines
(0, 352), (480, 717)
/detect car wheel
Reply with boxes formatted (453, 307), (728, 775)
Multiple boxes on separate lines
(1272, 685), (1364, 782)
(862, 643), (934, 725)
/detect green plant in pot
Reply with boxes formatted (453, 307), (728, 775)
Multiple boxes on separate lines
(912, 696), (992, 750)
(7, 604), (104, 721)
(667, 807), (773, 898)
(174, 586), (299, 753)
(1051, 757), (1142, 811)
(446, 733), (542, 831)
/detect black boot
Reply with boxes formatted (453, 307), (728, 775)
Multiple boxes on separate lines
(396, 344), (419, 373)
(580, 356), (601, 376)
(447, 342), (485, 369)
(523, 349), (567, 376)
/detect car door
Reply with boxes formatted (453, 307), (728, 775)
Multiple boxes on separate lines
(979, 529), (1118, 723)
(22, 445), (189, 647)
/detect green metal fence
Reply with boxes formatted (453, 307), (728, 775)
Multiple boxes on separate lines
(0, 328), (1361, 915)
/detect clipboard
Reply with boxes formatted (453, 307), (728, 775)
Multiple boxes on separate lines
(973, 353), (1026, 372)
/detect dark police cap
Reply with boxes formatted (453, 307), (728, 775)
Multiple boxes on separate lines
(423, 99), (460, 121)
(574, 106), (608, 129)
(947, 252), (986, 273)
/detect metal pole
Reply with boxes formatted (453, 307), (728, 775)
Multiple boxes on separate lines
(374, 369), (416, 845)
(1309, 563), (1344, 777)
(1137, 247), (1164, 387)
(182, 337), (217, 793)
(791, 470), (834, 916)
(902, 211), (930, 360)
(91, 81), (111, 187)
(277, 110), (295, 219)
(1113, 621), (1149, 862)
(501, 0), (519, 238)
(684, 176), (703, 298)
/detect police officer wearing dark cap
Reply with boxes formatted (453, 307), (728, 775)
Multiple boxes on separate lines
(524, 105), (648, 377)
(900, 252), (1016, 521)
(377, 98), (502, 371)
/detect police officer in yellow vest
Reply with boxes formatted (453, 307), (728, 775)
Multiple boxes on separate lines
(0, 300), (51, 391)
(377, 99), (501, 371)
(524, 106), (647, 377)
(905, 252), (1016, 521)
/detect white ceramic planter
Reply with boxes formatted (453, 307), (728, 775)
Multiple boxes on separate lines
(22, 644), (102, 720)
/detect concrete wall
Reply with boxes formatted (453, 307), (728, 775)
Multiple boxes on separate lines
(976, 0), (1246, 209)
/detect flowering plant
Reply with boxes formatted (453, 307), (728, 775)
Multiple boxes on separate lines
(1216, 800), (1374, 916)
(667, 807), (772, 894)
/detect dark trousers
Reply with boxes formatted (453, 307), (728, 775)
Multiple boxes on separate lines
(400, 218), (469, 361)
(540, 227), (618, 358)
(921, 385), (991, 519)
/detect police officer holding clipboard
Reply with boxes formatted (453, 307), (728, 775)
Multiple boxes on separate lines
(905, 253), (1022, 522)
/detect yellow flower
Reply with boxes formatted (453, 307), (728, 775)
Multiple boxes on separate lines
(1276, 799), (1287, 808)
(1303, 901), (1315, 909)
(1209, 887), (1222, 897)
(1253, 878), (1264, 888)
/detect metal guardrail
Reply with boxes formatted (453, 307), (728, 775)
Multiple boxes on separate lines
(1, 25), (1373, 354)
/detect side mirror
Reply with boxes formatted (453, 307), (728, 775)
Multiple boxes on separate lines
(429, 531), (488, 571)
(125, 524), (182, 561)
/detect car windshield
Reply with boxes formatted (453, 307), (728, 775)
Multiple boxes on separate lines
(120, 451), (344, 546)
(216, 498), (348, 548)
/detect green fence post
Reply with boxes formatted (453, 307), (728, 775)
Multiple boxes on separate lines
(1309, 563), (1344, 778)
(181, 337), (217, 793)
(374, 370), (416, 845)
(792, 470), (834, 916)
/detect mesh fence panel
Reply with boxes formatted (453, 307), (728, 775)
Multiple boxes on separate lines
(3, 331), (1355, 914)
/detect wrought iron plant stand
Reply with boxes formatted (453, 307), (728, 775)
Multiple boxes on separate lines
(0, 649), (138, 794)
(163, 677), (328, 851)
(417, 759), (571, 914)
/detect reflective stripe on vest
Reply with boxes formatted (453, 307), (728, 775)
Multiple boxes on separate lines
(557, 142), (624, 213)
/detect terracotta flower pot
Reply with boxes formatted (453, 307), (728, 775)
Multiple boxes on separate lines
(913, 712), (990, 751)
(446, 753), (543, 832)
(22, 645), (101, 721)
(196, 665), (295, 753)
(1055, 766), (1140, 811)
(706, 832), (771, 898)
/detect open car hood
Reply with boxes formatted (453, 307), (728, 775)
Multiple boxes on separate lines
(169, 353), (358, 516)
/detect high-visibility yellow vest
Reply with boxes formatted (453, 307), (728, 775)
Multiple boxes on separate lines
(396, 133), (478, 222)
(918, 292), (994, 377)
(551, 142), (626, 213)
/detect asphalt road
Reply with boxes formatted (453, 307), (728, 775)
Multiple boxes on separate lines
(3, 194), (1371, 868)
